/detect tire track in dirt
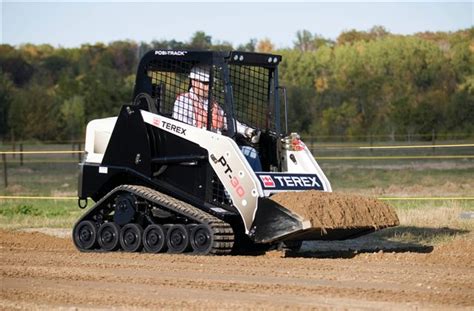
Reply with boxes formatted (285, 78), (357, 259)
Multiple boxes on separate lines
(1, 230), (473, 310)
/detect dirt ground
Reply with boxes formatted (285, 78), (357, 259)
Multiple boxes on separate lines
(1, 229), (473, 310)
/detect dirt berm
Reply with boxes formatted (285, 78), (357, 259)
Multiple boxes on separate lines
(271, 190), (399, 232)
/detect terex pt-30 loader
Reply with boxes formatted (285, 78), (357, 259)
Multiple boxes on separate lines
(74, 50), (398, 255)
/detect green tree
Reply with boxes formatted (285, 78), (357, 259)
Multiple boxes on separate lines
(8, 85), (60, 140)
(0, 71), (14, 138)
(189, 31), (212, 49)
(1, 28), (472, 141)
(294, 30), (315, 52)
(237, 39), (257, 52)
(60, 95), (86, 141)
(0, 50), (35, 86)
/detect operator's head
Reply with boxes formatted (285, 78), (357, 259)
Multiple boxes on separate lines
(189, 65), (210, 99)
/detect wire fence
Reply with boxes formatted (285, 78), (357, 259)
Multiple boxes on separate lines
(0, 140), (473, 201)
(300, 132), (474, 143)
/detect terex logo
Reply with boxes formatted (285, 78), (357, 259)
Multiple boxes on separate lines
(161, 120), (187, 135)
(259, 175), (275, 188)
(274, 176), (321, 188)
(152, 117), (160, 127)
(257, 173), (323, 190)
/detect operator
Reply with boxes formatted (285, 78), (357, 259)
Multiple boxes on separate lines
(173, 65), (262, 171)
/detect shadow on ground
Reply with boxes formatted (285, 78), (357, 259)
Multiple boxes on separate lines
(285, 226), (469, 259)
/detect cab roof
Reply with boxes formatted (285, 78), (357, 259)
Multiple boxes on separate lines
(138, 50), (282, 69)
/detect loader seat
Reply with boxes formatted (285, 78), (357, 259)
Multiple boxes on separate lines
(84, 117), (117, 163)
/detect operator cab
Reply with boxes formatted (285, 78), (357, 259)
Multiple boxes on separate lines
(132, 50), (284, 172)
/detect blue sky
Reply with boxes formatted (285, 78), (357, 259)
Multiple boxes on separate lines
(2, 1), (473, 48)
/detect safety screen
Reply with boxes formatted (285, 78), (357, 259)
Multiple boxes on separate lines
(146, 60), (224, 132)
(228, 65), (276, 131)
(145, 60), (276, 133)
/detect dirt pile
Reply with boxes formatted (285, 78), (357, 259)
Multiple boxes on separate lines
(270, 190), (399, 230)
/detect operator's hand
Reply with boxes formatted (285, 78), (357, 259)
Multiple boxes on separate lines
(244, 128), (261, 144)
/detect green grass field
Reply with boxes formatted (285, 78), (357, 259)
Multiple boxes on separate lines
(0, 200), (80, 229)
(1, 142), (473, 245)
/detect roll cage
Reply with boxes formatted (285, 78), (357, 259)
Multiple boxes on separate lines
(132, 50), (283, 138)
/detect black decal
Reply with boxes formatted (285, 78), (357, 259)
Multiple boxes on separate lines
(218, 156), (227, 166)
(217, 156), (233, 174)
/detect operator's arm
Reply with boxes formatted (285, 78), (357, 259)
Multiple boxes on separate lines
(220, 110), (260, 143)
(217, 104), (249, 134)
(235, 119), (250, 135)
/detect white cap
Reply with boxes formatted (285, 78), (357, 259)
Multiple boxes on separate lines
(189, 65), (210, 82)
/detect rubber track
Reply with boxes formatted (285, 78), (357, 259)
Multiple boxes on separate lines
(86, 185), (234, 255)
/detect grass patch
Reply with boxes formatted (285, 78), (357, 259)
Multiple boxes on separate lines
(1, 161), (78, 196)
(388, 199), (474, 211)
(321, 162), (474, 197)
(373, 202), (474, 245)
(0, 200), (82, 229)
(0, 204), (42, 217)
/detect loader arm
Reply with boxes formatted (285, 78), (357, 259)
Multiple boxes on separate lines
(141, 110), (263, 233)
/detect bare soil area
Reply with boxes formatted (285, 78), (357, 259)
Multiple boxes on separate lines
(1, 229), (473, 310)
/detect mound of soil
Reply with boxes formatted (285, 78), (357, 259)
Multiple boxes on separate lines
(270, 190), (399, 230)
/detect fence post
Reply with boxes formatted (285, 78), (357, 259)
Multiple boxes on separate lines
(369, 134), (373, 154)
(12, 141), (16, 159)
(20, 144), (24, 166)
(78, 143), (82, 162)
(2, 153), (7, 188)
(432, 129), (436, 154)
(72, 142), (75, 158)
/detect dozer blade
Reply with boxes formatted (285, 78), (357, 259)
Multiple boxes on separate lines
(251, 190), (399, 244)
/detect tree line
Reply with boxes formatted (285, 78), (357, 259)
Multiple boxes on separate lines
(0, 28), (472, 142)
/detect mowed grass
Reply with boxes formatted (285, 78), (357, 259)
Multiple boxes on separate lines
(376, 200), (474, 245)
(1, 160), (78, 197)
(0, 199), (82, 229)
(1, 142), (81, 196)
(322, 161), (474, 197)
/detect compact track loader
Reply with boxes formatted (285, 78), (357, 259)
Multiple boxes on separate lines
(73, 50), (398, 255)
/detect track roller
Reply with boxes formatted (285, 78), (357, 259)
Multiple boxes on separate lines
(97, 222), (121, 251)
(73, 220), (97, 251)
(143, 224), (166, 253)
(120, 223), (144, 252)
(190, 224), (214, 254)
(166, 224), (189, 253)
